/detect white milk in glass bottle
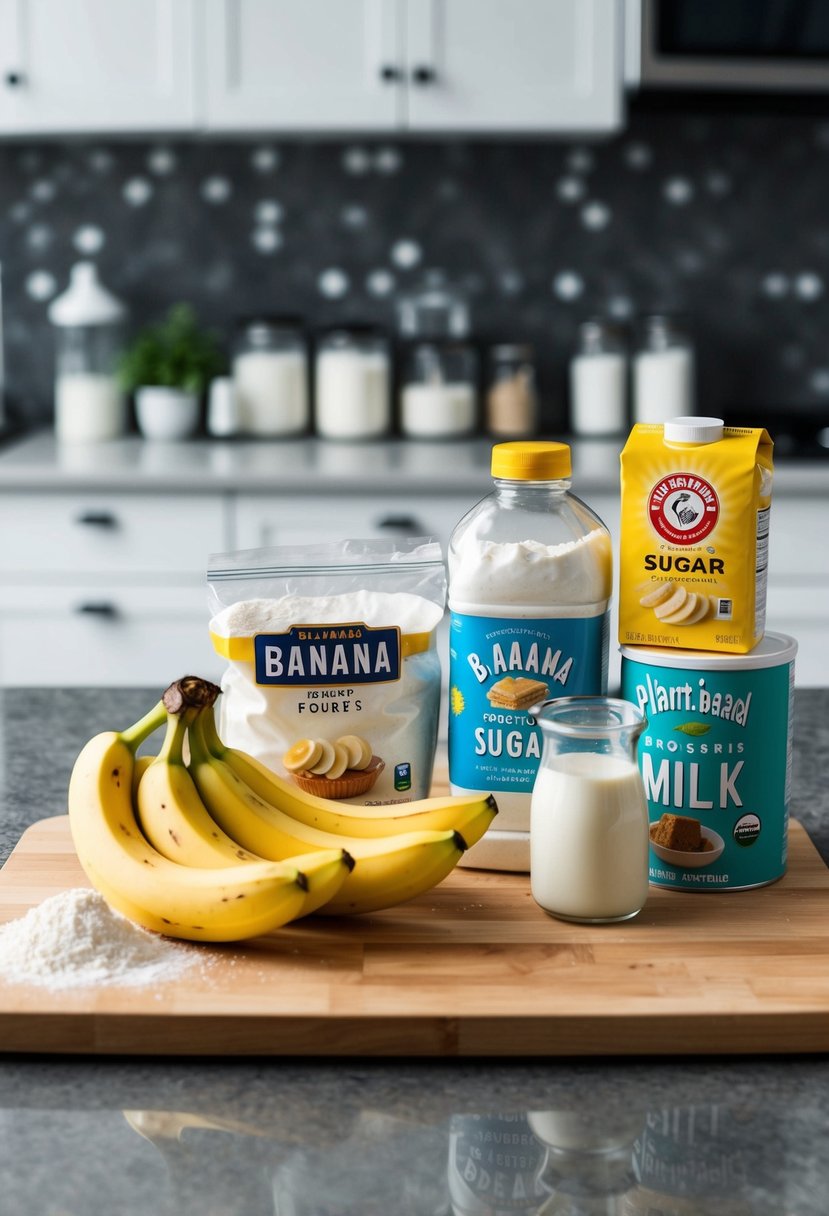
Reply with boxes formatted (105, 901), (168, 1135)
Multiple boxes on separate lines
(447, 442), (612, 871)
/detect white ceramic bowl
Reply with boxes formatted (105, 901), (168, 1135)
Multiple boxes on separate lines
(135, 386), (201, 440)
(649, 824), (725, 868)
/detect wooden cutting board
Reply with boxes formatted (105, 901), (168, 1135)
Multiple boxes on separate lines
(1, 814), (828, 1057)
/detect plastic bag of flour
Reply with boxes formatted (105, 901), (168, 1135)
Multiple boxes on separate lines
(207, 538), (447, 804)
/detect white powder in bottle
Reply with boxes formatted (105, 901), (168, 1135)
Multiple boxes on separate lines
(0, 888), (197, 990)
(449, 529), (612, 611)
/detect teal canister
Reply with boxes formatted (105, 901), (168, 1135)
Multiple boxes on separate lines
(620, 632), (797, 891)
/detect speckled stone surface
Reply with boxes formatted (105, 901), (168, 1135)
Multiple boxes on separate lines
(0, 687), (827, 1214)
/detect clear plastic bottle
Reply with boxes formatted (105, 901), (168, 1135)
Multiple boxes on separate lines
(447, 441), (612, 873)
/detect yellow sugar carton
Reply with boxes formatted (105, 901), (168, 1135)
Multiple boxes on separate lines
(619, 417), (773, 654)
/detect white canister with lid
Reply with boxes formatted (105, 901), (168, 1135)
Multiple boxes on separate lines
(314, 326), (391, 439)
(232, 316), (309, 437)
(48, 262), (127, 443)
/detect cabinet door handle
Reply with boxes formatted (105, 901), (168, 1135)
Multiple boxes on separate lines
(4, 71), (24, 87)
(376, 514), (426, 532)
(380, 64), (401, 82)
(75, 510), (117, 528)
(75, 602), (118, 618)
(411, 65), (436, 85)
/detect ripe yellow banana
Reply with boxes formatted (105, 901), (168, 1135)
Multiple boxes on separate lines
(192, 705), (499, 840)
(137, 706), (260, 868)
(310, 828), (468, 916)
(187, 713), (493, 914)
(67, 702), (313, 942)
(285, 847), (355, 916)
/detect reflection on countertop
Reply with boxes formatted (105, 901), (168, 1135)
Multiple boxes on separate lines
(0, 428), (827, 495)
(0, 1079), (823, 1214)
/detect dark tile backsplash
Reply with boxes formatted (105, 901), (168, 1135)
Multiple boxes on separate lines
(3, 103), (829, 439)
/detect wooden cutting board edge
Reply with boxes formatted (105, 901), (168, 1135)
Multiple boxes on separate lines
(1, 815), (829, 1058)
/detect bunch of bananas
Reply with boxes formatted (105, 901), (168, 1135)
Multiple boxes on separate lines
(67, 676), (498, 943)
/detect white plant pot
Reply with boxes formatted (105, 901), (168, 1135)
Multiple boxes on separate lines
(135, 386), (201, 440)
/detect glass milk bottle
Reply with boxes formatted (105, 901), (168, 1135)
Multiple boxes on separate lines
(530, 697), (649, 924)
(48, 262), (127, 443)
(448, 442), (612, 873)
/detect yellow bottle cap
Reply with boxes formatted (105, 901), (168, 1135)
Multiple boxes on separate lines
(490, 441), (572, 481)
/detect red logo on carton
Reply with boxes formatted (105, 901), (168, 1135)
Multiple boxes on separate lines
(648, 472), (719, 544)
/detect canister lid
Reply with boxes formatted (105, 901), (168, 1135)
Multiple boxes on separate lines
(620, 631), (798, 671)
(663, 416), (724, 444)
(48, 262), (126, 327)
(491, 441), (572, 480)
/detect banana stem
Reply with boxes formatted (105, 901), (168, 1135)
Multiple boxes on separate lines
(119, 700), (168, 752)
(192, 703), (226, 759)
(158, 707), (195, 767)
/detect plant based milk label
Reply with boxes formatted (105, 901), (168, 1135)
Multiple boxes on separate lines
(449, 612), (608, 792)
(621, 637), (796, 891)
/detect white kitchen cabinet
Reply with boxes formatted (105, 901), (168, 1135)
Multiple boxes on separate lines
(763, 497), (829, 688)
(405, 0), (623, 133)
(0, 490), (226, 687)
(202, 0), (402, 131)
(232, 491), (464, 552)
(0, 0), (196, 134)
(0, 584), (221, 688)
(203, 0), (623, 134)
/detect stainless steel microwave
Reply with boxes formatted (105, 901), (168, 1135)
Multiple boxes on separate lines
(640, 0), (829, 91)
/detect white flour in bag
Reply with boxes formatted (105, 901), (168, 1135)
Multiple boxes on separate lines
(211, 588), (444, 804)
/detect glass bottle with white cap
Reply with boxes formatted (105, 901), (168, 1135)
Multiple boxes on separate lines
(48, 262), (127, 443)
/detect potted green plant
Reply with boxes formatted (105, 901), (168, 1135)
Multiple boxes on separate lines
(119, 304), (225, 440)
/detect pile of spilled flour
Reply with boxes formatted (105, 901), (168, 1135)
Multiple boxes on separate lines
(0, 889), (199, 990)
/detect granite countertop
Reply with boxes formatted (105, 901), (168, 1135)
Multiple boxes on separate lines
(0, 686), (827, 1213)
(1, 428), (829, 495)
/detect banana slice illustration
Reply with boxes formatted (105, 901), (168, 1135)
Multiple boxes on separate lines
(639, 581), (676, 608)
(309, 740), (336, 775)
(658, 590), (700, 624)
(684, 595), (711, 624)
(654, 585), (688, 620)
(324, 742), (351, 781)
(337, 735), (373, 771)
(283, 738), (323, 773)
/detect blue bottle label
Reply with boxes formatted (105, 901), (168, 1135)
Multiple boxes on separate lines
(448, 611), (609, 792)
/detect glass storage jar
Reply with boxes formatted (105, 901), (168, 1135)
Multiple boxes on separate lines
(632, 314), (695, 424)
(485, 343), (538, 438)
(530, 696), (650, 923)
(400, 341), (479, 439)
(232, 316), (309, 437)
(48, 262), (127, 443)
(314, 325), (391, 439)
(569, 319), (628, 437)
(397, 276), (478, 439)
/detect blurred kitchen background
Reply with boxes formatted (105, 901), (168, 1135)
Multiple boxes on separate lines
(5, 105), (829, 446)
(0, 0), (829, 447)
(1, 0), (828, 693)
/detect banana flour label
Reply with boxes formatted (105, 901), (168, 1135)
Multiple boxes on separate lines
(207, 540), (446, 806)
